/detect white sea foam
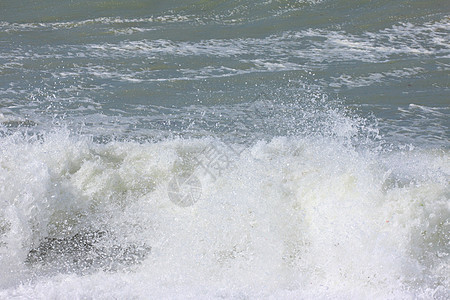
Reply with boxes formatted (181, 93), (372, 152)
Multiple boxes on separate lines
(0, 128), (448, 298)
(329, 67), (425, 88)
(81, 19), (447, 62)
(0, 15), (196, 33)
(2, 18), (447, 79)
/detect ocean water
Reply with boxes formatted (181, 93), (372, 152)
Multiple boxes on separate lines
(0, 0), (449, 298)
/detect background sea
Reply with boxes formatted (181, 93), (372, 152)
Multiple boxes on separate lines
(0, 0), (449, 298)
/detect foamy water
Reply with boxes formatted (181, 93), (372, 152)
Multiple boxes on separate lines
(0, 127), (448, 298)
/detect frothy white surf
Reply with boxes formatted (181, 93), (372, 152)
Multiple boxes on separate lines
(1, 18), (447, 84)
(0, 129), (448, 298)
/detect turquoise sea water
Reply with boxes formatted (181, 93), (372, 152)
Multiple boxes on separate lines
(0, 1), (449, 298)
